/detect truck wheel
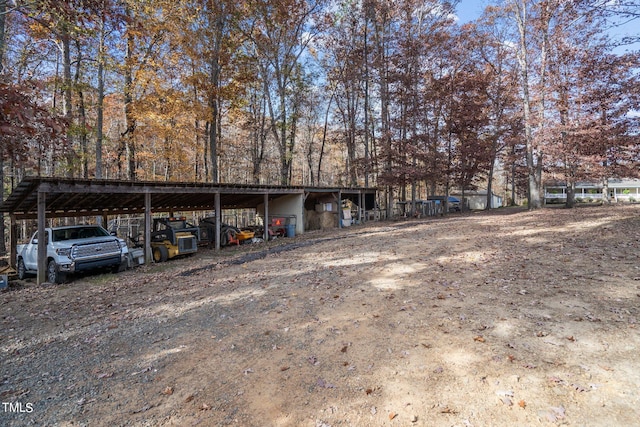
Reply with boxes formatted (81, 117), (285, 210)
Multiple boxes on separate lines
(47, 259), (65, 284)
(153, 246), (169, 263)
(17, 258), (27, 280)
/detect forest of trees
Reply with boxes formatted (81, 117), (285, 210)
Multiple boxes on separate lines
(1, 0), (639, 216)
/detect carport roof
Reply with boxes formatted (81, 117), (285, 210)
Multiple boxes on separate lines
(0, 176), (375, 220)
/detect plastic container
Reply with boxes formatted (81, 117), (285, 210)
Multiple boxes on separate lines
(285, 224), (295, 237)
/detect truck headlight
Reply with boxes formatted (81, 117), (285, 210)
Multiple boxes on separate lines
(56, 247), (72, 257)
(118, 239), (129, 252)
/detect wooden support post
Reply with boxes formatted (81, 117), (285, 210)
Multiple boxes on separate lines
(215, 192), (221, 251)
(144, 192), (152, 264)
(37, 190), (46, 284)
(263, 193), (269, 241)
(338, 190), (342, 228)
(9, 214), (17, 268)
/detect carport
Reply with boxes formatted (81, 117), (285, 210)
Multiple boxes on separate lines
(0, 177), (377, 284)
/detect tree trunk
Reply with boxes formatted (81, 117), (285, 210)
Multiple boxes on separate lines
(74, 39), (88, 178)
(486, 156), (495, 210)
(363, 2), (371, 188)
(602, 178), (610, 204)
(0, 158), (5, 255)
(0, 0), (5, 254)
(250, 88), (267, 184)
(0, 0), (6, 75)
(566, 181), (575, 208)
(207, 28), (222, 183)
(96, 7), (105, 179)
(62, 26), (75, 177)
(207, 89), (219, 183)
(317, 92), (333, 185)
(513, 0), (543, 210)
(120, 6), (137, 181)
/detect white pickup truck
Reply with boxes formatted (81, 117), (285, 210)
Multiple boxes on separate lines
(17, 225), (129, 284)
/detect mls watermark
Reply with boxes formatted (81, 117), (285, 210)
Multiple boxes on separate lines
(2, 402), (34, 413)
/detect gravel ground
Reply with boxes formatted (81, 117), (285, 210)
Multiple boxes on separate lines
(1, 204), (639, 426)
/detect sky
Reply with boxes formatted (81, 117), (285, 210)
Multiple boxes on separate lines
(455, 0), (486, 24)
(454, 0), (639, 53)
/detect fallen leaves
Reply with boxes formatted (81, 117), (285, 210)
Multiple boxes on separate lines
(316, 378), (336, 389)
(131, 366), (153, 376)
(538, 405), (566, 422)
(97, 372), (113, 379)
(5, 207), (639, 427)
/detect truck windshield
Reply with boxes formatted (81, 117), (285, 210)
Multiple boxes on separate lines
(52, 227), (110, 241)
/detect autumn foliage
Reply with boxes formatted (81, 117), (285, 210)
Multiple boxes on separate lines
(0, 0), (638, 209)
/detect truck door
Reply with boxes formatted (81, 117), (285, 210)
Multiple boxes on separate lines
(23, 231), (48, 271)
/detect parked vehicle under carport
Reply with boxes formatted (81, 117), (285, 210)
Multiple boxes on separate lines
(427, 195), (461, 212)
(198, 217), (255, 248)
(16, 225), (129, 284)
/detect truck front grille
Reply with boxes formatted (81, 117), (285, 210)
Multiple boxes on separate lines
(72, 240), (121, 259)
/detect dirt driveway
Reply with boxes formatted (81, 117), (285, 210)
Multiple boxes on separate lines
(1, 205), (639, 426)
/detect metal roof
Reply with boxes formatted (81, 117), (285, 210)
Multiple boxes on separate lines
(0, 176), (376, 220)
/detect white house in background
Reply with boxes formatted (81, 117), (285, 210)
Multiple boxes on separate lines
(544, 178), (640, 203)
(451, 190), (504, 210)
